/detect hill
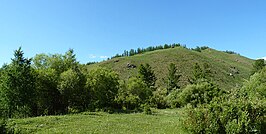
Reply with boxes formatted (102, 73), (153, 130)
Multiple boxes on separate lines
(85, 47), (254, 90)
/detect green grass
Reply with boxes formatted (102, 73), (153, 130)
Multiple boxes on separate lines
(6, 109), (186, 134)
(86, 47), (254, 90)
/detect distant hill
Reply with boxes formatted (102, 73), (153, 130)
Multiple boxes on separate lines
(85, 47), (254, 90)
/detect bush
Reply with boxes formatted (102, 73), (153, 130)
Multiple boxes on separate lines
(177, 81), (223, 107)
(150, 88), (168, 109)
(142, 104), (152, 115)
(182, 95), (266, 134)
(166, 89), (181, 108)
(115, 77), (151, 110)
(86, 67), (120, 110)
(181, 68), (266, 134)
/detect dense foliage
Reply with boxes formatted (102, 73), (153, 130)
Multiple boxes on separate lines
(0, 48), (37, 118)
(181, 68), (266, 134)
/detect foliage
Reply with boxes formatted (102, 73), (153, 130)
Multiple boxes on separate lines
(181, 68), (266, 134)
(116, 64), (156, 110)
(252, 59), (265, 74)
(116, 78), (151, 110)
(166, 63), (181, 92)
(166, 89), (182, 108)
(182, 94), (265, 134)
(138, 63), (157, 88)
(58, 68), (87, 113)
(35, 68), (63, 115)
(178, 81), (223, 107)
(191, 46), (209, 52)
(86, 67), (120, 109)
(224, 50), (239, 55)
(191, 63), (206, 83)
(0, 47), (37, 118)
(112, 43), (181, 58)
(0, 118), (7, 134)
(150, 88), (168, 109)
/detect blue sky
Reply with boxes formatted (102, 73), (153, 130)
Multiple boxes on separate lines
(0, 0), (266, 65)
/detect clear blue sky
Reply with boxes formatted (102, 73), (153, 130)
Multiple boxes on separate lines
(1, 0), (266, 65)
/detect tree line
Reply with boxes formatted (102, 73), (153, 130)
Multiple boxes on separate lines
(111, 43), (182, 58)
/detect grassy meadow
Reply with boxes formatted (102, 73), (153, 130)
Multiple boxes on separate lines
(6, 109), (186, 134)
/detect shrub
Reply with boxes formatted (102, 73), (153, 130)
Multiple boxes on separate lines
(142, 104), (152, 115)
(177, 81), (223, 107)
(166, 89), (181, 108)
(150, 88), (168, 109)
(182, 95), (266, 134)
(115, 78), (151, 110)
(181, 68), (266, 134)
(86, 67), (120, 110)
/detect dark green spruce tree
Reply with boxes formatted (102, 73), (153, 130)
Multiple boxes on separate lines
(0, 47), (37, 117)
(138, 63), (157, 88)
(167, 63), (181, 92)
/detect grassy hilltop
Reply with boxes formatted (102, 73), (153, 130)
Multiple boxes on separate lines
(86, 47), (253, 90)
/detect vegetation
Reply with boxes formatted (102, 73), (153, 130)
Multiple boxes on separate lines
(89, 46), (253, 90)
(252, 59), (265, 74)
(180, 68), (266, 134)
(166, 63), (181, 92)
(5, 109), (185, 134)
(224, 50), (239, 55)
(0, 45), (265, 134)
(111, 43), (181, 58)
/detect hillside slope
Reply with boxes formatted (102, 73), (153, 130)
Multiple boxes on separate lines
(86, 47), (253, 90)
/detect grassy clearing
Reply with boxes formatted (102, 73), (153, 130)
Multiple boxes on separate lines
(7, 109), (186, 134)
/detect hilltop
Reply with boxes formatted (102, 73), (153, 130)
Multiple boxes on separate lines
(85, 46), (254, 90)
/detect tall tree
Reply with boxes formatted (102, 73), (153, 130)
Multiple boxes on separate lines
(138, 63), (157, 88)
(0, 47), (37, 117)
(167, 63), (181, 92)
(86, 67), (119, 109)
(58, 68), (87, 112)
(192, 63), (206, 83)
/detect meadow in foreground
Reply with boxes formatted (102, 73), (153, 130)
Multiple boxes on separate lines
(6, 109), (186, 134)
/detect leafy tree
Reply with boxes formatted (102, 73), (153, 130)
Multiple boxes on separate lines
(35, 68), (63, 115)
(33, 49), (79, 75)
(58, 68), (87, 112)
(86, 67), (119, 109)
(33, 49), (83, 114)
(138, 63), (157, 88)
(167, 63), (181, 92)
(116, 77), (151, 110)
(0, 47), (37, 117)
